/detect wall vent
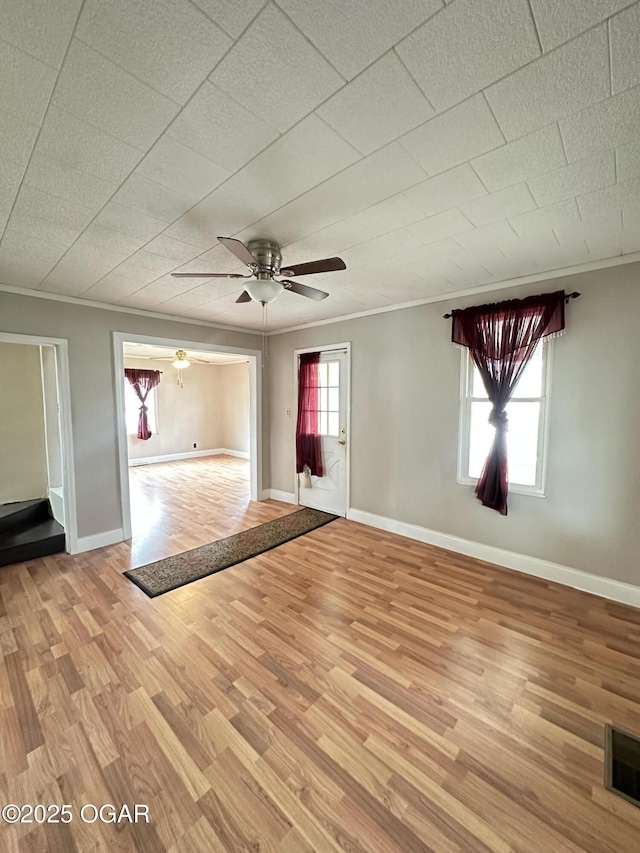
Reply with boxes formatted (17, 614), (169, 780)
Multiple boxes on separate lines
(605, 724), (640, 808)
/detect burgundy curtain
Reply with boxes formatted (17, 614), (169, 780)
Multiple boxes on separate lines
(124, 368), (161, 440)
(451, 290), (566, 515)
(296, 352), (323, 477)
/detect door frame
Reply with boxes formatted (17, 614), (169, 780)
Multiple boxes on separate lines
(293, 342), (351, 515)
(113, 331), (263, 541)
(0, 331), (79, 553)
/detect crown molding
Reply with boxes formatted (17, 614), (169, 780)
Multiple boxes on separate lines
(3, 249), (640, 339)
(0, 282), (258, 336)
(266, 251), (640, 335)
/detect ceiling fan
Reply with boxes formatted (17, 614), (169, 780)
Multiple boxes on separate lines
(171, 237), (346, 304)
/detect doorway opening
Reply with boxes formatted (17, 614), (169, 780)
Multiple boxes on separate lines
(0, 332), (78, 559)
(113, 332), (263, 566)
(295, 343), (351, 517)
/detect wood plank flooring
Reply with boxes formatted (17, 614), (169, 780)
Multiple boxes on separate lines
(128, 456), (294, 568)
(2, 459), (640, 850)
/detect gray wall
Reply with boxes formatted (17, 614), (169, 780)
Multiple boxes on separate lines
(267, 262), (640, 585)
(0, 291), (261, 539)
(0, 342), (48, 503)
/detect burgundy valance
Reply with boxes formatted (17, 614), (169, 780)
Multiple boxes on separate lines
(450, 290), (567, 515)
(451, 290), (566, 354)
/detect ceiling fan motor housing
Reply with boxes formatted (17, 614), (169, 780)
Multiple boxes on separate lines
(246, 239), (283, 277)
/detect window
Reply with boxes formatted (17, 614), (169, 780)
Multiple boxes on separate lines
(124, 380), (158, 435)
(458, 342), (550, 495)
(317, 360), (340, 436)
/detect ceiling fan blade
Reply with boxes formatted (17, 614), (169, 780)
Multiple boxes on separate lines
(236, 290), (252, 303)
(280, 280), (329, 301)
(218, 236), (258, 267)
(279, 256), (346, 277)
(171, 272), (248, 278)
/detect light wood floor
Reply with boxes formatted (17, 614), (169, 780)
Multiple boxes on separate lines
(128, 456), (295, 568)
(2, 462), (640, 851)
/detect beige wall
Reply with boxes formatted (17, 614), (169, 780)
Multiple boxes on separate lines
(124, 357), (250, 460)
(0, 342), (48, 503)
(221, 361), (250, 453)
(268, 261), (640, 586)
(124, 357), (224, 459)
(41, 345), (63, 488)
(0, 291), (262, 539)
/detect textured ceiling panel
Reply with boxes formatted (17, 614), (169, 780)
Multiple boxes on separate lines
(1, 0), (640, 331)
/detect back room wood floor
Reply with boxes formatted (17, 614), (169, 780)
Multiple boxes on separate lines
(1, 489), (640, 849)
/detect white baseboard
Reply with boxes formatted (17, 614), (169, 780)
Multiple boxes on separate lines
(262, 489), (297, 504)
(346, 508), (640, 608)
(48, 486), (65, 527)
(72, 528), (124, 554)
(129, 448), (249, 466)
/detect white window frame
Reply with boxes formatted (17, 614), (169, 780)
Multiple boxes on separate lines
(124, 379), (159, 436)
(457, 341), (552, 497)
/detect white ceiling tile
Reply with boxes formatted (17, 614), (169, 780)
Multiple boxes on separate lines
(403, 164), (487, 217)
(610, 2), (640, 94)
(277, 0), (443, 80)
(112, 174), (196, 223)
(0, 247), (62, 288)
(616, 139), (640, 183)
(166, 82), (278, 172)
(240, 142), (426, 247)
(80, 223), (147, 255)
(142, 234), (202, 263)
(76, 0), (231, 105)
(81, 273), (145, 302)
(52, 41), (179, 149)
(339, 228), (423, 270)
(560, 86), (640, 161)
(453, 219), (517, 252)
(1, 214), (82, 267)
(40, 242), (128, 295)
(0, 160), (24, 233)
(0, 115), (38, 168)
(400, 95), (504, 177)
(398, 0), (540, 111)
(316, 53), (434, 156)
(210, 3), (344, 132)
(407, 208), (474, 245)
(23, 153), (118, 212)
(190, 0), (266, 38)
(93, 201), (168, 242)
(113, 250), (179, 284)
(11, 184), (96, 231)
(508, 198), (579, 236)
(284, 193), (426, 262)
(160, 278), (241, 309)
(577, 177), (640, 219)
(135, 136), (230, 200)
(0, 0), (82, 68)
(471, 124), (566, 192)
(0, 39), (57, 126)
(177, 243), (246, 274)
(119, 277), (193, 309)
(459, 183), (536, 227)
(166, 114), (360, 247)
(529, 0), (636, 51)
(486, 26), (610, 141)
(528, 151), (615, 207)
(35, 106), (144, 183)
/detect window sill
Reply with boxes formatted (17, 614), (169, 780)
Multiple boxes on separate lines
(457, 477), (546, 498)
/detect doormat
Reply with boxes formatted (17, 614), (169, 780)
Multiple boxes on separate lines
(124, 507), (338, 597)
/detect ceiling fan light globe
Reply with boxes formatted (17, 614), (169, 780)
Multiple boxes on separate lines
(245, 279), (283, 304)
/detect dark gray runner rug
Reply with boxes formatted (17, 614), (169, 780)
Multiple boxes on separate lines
(125, 507), (338, 597)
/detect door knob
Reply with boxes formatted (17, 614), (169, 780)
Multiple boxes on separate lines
(338, 438), (346, 445)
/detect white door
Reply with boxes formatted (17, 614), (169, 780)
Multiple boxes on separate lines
(298, 350), (348, 516)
